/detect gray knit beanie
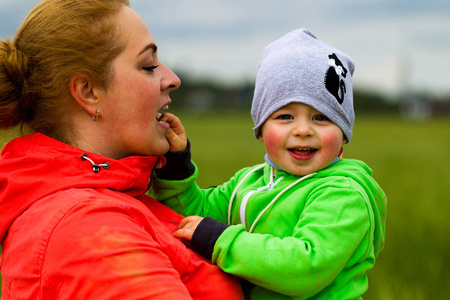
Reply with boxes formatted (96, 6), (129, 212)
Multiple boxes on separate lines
(251, 28), (355, 143)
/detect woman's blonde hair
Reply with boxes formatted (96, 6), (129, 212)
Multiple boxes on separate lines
(0, 0), (130, 142)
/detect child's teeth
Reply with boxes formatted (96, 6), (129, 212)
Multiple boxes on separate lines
(163, 105), (169, 110)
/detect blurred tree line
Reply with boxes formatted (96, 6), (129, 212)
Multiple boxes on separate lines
(170, 72), (450, 118)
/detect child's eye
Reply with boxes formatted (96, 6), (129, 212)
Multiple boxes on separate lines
(276, 114), (293, 120)
(313, 114), (329, 121)
(143, 65), (159, 72)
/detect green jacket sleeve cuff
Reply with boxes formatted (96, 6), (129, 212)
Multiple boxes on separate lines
(156, 139), (195, 180)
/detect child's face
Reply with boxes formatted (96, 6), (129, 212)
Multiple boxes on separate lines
(259, 102), (346, 176)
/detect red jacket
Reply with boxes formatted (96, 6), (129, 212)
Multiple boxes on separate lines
(0, 133), (243, 299)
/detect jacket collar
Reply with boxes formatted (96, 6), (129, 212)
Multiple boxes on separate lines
(0, 133), (165, 241)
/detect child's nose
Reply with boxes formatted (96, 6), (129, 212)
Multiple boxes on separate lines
(292, 120), (314, 137)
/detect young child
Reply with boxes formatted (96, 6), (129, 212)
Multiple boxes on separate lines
(152, 28), (387, 299)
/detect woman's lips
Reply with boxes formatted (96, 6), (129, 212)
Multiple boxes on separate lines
(156, 105), (170, 130)
(157, 118), (170, 130)
(156, 113), (170, 130)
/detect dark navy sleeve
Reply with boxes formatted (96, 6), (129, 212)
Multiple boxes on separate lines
(191, 217), (230, 260)
(156, 140), (195, 180)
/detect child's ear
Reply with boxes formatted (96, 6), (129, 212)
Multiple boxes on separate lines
(69, 74), (100, 117)
(258, 135), (264, 142)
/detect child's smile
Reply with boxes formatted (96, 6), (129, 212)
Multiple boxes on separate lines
(288, 148), (318, 161)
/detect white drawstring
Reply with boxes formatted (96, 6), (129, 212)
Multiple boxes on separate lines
(239, 167), (284, 228)
(248, 172), (316, 233)
(228, 164), (265, 225)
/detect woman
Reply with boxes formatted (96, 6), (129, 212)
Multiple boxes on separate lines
(0, 0), (244, 299)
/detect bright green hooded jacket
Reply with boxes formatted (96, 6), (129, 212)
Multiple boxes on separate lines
(151, 158), (386, 300)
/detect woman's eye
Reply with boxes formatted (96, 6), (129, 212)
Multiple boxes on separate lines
(143, 65), (159, 72)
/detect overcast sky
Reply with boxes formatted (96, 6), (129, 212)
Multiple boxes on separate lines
(1, 0), (449, 96)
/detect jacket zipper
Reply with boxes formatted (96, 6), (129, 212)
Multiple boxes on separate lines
(239, 166), (283, 229)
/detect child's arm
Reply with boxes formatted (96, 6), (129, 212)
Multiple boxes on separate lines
(150, 129), (255, 222)
(175, 185), (376, 299)
(150, 112), (259, 220)
(152, 165), (248, 222)
(174, 216), (230, 260)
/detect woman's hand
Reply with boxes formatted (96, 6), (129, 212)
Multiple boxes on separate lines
(173, 216), (204, 241)
(159, 113), (187, 152)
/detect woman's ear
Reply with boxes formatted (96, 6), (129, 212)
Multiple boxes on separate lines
(69, 75), (99, 117)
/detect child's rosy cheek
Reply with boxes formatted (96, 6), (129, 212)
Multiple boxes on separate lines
(322, 132), (343, 151)
(263, 131), (282, 154)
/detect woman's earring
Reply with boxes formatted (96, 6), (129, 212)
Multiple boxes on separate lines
(92, 109), (100, 121)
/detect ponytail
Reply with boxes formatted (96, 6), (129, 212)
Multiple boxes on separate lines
(0, 40), (33, 129)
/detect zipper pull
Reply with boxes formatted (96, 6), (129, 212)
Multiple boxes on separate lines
(267, 167), (283, 191)
(266, 167), (274, 190)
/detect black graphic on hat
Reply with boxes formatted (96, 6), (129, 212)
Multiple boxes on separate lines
(325, 53), (348, 104)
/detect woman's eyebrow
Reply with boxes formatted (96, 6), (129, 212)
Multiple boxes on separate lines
(138, 43), (157, 56)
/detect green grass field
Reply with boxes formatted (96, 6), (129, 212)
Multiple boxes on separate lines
(1, 112), (449, 299)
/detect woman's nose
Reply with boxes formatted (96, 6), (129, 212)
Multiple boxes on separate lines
(160, 63), (181, 91)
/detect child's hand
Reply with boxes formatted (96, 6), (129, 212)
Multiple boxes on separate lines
(159, 113), (187, 152)
(173, 216), (204, 241)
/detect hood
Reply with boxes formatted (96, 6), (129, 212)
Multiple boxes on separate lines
(322, 159), (387, 257)
(0, 133), (165, 242)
